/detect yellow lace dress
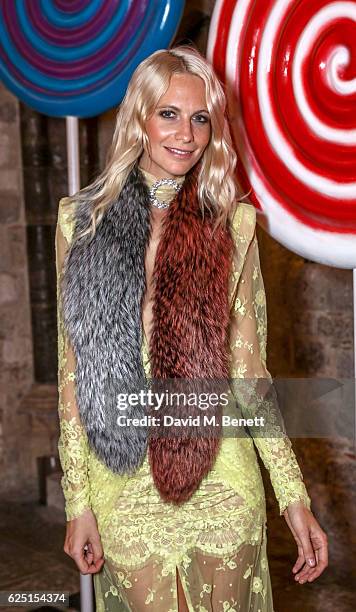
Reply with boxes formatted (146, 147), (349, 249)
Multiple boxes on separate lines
(55, 175), (311, 612)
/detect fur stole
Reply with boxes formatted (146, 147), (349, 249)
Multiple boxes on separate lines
(61, 164), (234, 503)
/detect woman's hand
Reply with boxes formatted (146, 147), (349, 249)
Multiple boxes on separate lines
(64, 508), (105, 575)
(283, 501), (328, 584)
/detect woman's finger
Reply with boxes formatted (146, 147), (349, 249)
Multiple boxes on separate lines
(284, 508), (312, 578)
(296, 528), (329, 584)
(307, 535), (328, 582)
(294, 558), (314, 584)
(295, 563), (313, 584)
(292, 542), (305, 574)
(71, 546), (92, 574)
(292, 528), (316, 583)
(89, 535), (105, 571)
(299, 528), (316, 568)
(84, 543), (94, 565)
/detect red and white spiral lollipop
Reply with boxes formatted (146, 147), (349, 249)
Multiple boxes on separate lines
(208, 0), (356, 269)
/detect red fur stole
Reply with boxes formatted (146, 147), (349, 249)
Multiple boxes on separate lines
(148, 168), (234, 503)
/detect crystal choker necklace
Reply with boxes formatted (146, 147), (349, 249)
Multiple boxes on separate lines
(149, 177), (182, 210)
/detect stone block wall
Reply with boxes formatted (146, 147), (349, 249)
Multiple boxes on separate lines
(0, 83), (34, 494)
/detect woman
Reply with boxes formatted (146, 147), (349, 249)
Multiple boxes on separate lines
(55, 46), (328, 611)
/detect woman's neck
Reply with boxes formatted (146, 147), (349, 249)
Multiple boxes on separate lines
(138, 164), (185, 183)
(138, 165), (185, 213)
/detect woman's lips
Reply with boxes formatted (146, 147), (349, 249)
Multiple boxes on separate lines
(164, 146), (194, 159)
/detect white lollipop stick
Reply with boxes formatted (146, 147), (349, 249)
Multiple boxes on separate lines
(66, 115), (95, 612)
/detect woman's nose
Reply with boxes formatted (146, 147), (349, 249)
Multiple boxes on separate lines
(175, 119), (193, 143)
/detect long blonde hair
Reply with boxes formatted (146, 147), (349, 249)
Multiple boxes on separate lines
(65, 45), (241, 237)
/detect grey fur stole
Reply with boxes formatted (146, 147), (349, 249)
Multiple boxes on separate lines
(61, 166), (150, 474)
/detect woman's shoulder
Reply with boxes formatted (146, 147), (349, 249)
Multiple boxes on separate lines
(57, 196), (78, 245)
(230, 200), (257, 244)
(58, 195), (78, 210)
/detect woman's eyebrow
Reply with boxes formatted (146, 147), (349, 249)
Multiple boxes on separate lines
(157, 104), (209, 114)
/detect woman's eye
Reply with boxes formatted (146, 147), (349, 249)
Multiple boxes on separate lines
(159, 110), (176, 119)
(158, 110), (209, 123)
(193, 114), (209, 124)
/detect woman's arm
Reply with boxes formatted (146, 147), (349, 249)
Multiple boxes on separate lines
(229, 207), (310, 514)
(55, 199), (91, 521)
(56, 200), (105, 574)
(229, 205), (328, 582)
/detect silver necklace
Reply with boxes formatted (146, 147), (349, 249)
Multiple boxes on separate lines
(149, 178), (182, 210)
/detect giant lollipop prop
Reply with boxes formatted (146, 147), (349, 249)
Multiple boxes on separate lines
(0, 0), (184, 204)
(0, 1), (185, 610)
(0, 0), (184, 117)
(208, 0), (356, 444)
(208, 0), (356, 269)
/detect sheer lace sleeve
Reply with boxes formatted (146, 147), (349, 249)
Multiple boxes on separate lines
(229, 204), (311, 515)
(55, 198), (91, 521)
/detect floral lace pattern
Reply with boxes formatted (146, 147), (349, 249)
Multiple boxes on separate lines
(93, 537), (274, 612)
(55, 196), (311, 611)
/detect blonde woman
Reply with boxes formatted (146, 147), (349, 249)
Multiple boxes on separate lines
(55, 46), (328, 611)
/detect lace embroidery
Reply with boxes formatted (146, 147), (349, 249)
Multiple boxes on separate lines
(55, 203), (91, 521)
(228, 225), (310, 515)
(93, 532), (274, 612)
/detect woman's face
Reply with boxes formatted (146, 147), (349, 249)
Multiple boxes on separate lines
(140, 73), (211, 179)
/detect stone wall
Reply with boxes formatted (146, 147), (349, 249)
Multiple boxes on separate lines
(0, 83), (34, 494)
(0, 87), (99, 498)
